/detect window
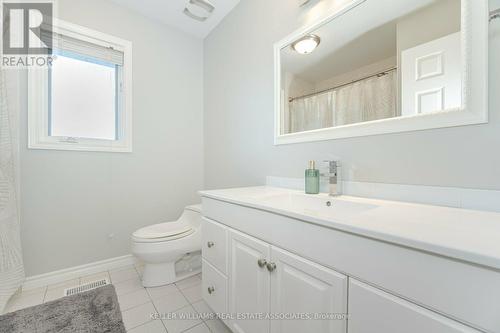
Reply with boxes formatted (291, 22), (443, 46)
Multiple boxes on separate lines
(28, 20), (132, 152)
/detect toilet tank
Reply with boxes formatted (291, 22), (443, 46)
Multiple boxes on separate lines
(180, 205), (202, 228)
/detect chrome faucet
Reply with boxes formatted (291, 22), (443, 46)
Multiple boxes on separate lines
(323, 160), (342, 196)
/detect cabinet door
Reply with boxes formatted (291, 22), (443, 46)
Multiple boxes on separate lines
(348, 279), (481, 333)
(270, 247), (348, 333)
(229, 230), (271, 333)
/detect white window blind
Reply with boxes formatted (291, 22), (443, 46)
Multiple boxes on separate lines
(42, 30), (124, 65)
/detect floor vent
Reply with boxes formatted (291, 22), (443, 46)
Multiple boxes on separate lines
(64, 279), (109, 297)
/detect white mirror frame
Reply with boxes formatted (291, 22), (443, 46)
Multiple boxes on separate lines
(274, 0), (489, 145)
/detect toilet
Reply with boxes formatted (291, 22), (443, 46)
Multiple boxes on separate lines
(131, 205), (202, 287)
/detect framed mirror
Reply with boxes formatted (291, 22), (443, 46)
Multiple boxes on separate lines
(274, 0), (488, 145)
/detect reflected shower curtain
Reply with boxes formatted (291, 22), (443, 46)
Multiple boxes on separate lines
(289, 91), (334, 133)
(0, 69), (24, 312)
(288, 71), (396, 132)
(334, 71), (397, 126)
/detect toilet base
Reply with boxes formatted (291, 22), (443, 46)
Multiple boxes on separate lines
(141, 262), (201, 287)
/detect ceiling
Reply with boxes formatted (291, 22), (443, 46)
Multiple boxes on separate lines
(109, 0), (240, 39)
(282, 21), (397, 83)
(281, 0), (437, 83)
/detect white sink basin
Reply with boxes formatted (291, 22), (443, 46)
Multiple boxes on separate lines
(248, 192), (379, 220)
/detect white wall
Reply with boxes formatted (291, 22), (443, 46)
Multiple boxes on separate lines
(396, 0), (461, 53)
(204, 0), (500, 190)
(313, 57), (397, 92)
(18, 0), (204, 276)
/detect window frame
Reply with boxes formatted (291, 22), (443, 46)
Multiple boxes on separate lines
(28, 20), (133, 153)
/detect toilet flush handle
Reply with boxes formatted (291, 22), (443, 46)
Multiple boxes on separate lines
(207, 241), (215, 248)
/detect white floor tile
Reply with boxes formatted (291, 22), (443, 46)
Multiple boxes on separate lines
(192, 300), (231, 332)
(109, 266), (139, 284)
(185, 323), (211, 333)
(181, 284), (202, 303)
(46, 278), (79, 291)
(134, 261), (145, 277)
(80, 271), (110, 284)
(113, 278), (144, 295)
(205, 318), (232, 333)
(153, 289), (189, 314)
(162, 305), (202, 333)
(19, 286), (47, 295)
(110, 264), (135, 272)
(136, 265), (145, 278)
(114, 277), (144, 296)
(192, 300), (215, 320)
(44, 288), (67, 303)
(127, 319), (167, 333)
(117, 288), (150, 311)
(4, 288), (46, 313)
(175, 275), (201, 290)
(146, 284), (179, 300)
(121, 302), (156, 331)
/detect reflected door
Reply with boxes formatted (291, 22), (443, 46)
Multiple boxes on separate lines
(401, 32), (462, 116)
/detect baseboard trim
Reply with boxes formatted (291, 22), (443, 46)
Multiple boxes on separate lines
(22, 255), (137, 291)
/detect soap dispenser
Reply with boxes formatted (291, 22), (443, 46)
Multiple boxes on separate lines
(305, 160), (320, 194)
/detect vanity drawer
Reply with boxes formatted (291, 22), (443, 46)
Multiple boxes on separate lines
(202, 259), (227, 315)
(202, 217), (228, 274)
(348, 279), (480, 333)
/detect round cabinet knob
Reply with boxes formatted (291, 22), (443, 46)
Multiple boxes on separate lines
(207, 286), (215, 295)
(266, 262), (277, 272)
(207, 241), (215, 248)
(257, 259), (267, 268)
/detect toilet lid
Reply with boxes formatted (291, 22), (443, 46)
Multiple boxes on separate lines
(133, 221), (193, 240)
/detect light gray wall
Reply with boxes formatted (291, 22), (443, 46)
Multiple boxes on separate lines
(204, 0), (500, 190)
(397, 0), (461, 52)
(19, 0), (204, 276)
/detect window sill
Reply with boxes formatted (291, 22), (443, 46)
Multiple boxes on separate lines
(28, 138), (132, 153)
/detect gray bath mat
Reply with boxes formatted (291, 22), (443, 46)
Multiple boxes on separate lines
(0, 284), (125, 333)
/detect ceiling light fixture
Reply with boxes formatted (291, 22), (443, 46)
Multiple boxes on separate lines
(292, 34), (321, 54)
(183, 0), (215, 22)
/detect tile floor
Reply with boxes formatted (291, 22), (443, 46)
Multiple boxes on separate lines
(4, 262), (231, 333)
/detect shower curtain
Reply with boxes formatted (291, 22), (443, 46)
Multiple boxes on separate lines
(289, 91), (334, 133)
(0, 69), (25, 313)
(288, 70), (396, 132)
(334, 70), (397, 126)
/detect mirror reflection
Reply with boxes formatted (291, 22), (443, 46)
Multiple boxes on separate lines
(280, 0), (462, 135)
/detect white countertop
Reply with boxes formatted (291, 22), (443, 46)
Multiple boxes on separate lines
(200, 186), (500, 271)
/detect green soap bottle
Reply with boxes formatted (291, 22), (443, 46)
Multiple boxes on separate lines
(305, 160), (320, 194)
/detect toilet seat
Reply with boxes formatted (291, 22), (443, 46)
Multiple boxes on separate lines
(132, 221), (194, 243)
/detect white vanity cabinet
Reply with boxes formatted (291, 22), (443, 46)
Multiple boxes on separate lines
(202, 218), (348, 333)
(348, 280), (480, 333)
(201, 193), (496, 333)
